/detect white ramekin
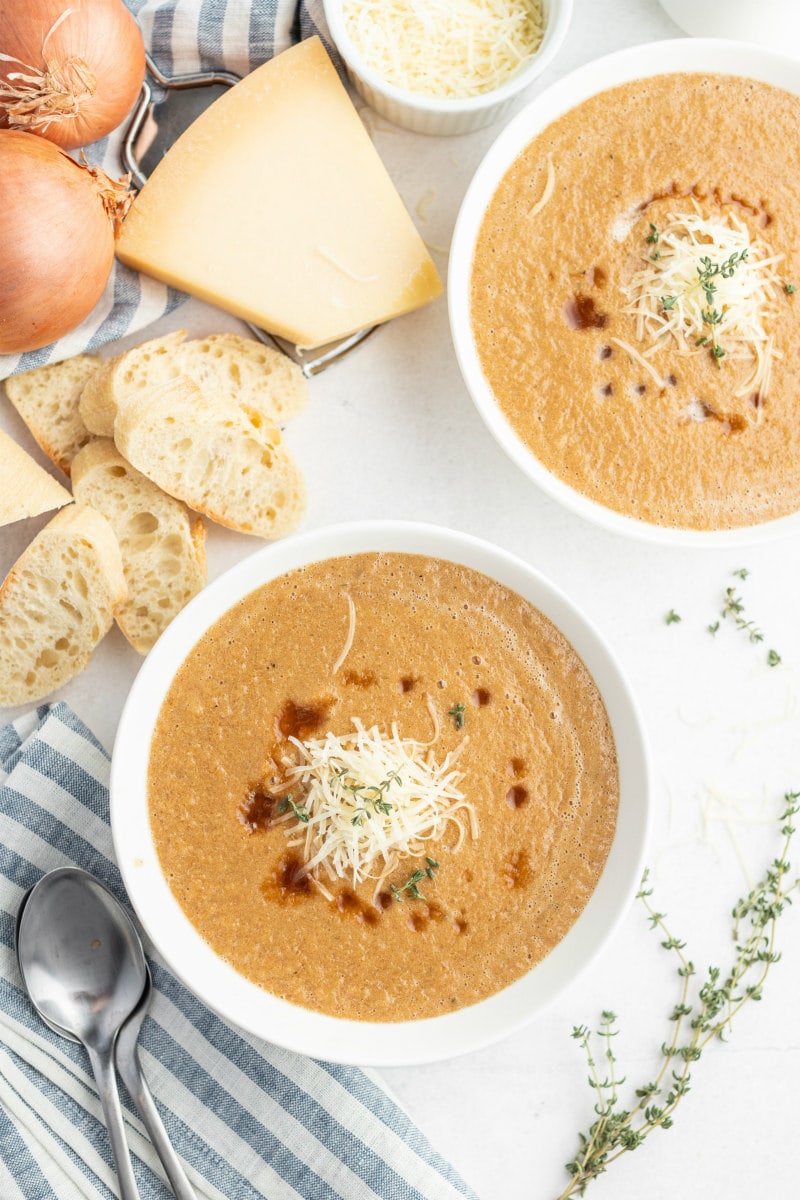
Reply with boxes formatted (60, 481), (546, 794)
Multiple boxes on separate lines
(659, 0), (800, 47)
(449, 38), (800, 547)
(322, 0), (573, 136)
(111, 521), (651, 1067)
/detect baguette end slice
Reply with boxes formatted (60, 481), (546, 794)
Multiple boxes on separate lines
(4, 354), (99, 475)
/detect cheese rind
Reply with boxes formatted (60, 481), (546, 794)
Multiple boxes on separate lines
(116, 37), (442, 348)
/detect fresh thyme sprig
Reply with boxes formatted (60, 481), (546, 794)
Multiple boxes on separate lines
(338, 768), (401, 826)
(721, 586), (764, 642)
(448, 702), (466, 730)
(707, 569), (781, 666)
(659, 248), (748, 363)
(646, 222), (660, 260)
(277, 795), (309, 823)
(390, 856), (439, 902)
(557, 791), (799, 1199)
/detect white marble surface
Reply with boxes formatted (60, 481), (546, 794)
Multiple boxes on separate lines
(2, 1), (800, 1196)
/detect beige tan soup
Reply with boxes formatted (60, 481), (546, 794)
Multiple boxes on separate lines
(148, 553), (618, 1021)
(471, 73), (800, 530)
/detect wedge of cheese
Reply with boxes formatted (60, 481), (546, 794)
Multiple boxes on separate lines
(116, 37), (442, 349)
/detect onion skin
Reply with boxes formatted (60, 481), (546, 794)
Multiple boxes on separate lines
(0, 0), (146, 149)
(0, 129), (118, 353)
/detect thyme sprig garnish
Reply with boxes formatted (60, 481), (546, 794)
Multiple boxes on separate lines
(659, 247), (749, 363)
(331, 767), (401, 826)
(645, 222), (660, 260)
(448, 702), (466, 730)
(277, 795), (309, 823)
(390, 856), (439, 902)
(557, 792), (799, 1199)
(706, 569), (781, 666)
(721, 586), (764, 642)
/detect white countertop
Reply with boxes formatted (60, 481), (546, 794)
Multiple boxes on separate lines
(2, 1), (799, 1196)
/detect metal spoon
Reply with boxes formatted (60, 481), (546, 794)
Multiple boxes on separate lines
(16, 868), (146, 1200)
(116, 966), (199, 1200)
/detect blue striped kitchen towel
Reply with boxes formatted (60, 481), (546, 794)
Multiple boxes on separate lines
(0, 702), (477, 1200)
(0, 1), (336, 382)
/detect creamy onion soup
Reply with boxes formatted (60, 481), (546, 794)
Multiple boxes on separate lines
(148, 553), (618, 1021)
(471, 74), (800, 529)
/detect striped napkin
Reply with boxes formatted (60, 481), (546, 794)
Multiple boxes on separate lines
(0, 0), (336, 381)
(0, 702), (477, 1200)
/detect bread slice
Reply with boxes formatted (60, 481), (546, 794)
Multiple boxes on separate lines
(170, 333), (307, 425)
(113, 377), (306, 539)
(71, 440), (207, 654)
(0, 504), (126, 706)
(4, 355), (99, 475)
(79, 331), (185, 437)
(0, 429), (72, 526)
(79, 330), (306, 437)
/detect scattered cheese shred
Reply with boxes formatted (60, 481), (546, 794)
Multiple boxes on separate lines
(332, 593), (356, 675)
(620, 208), (784, 401)
(276, 719), (476, 898)
(609, 336), (665, 387)
(343, 0), (545, 99)
(527, 155), (554, 219)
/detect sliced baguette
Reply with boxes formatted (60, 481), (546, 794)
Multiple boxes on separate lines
(71, 439), (208, 652)
(71, 440), (207, 654)
(4, 354), (99, 475)
(79, 331), (185, 437)
(0, 504), (126, 706)
(0, 429), (72, 526)
(170, 332), (308, 425)
(113, 377), (306, 539)
(79, 330), (306, 437)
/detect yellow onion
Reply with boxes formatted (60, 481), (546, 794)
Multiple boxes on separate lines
(0, 0), (145, 149)
(0, 129), (132, 353)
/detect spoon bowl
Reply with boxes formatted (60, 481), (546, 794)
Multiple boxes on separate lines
(17, 867), (147, 1044)
(17, 867), (148, 1200)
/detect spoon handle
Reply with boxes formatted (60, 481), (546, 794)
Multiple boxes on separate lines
(85, 1043), (142, 1200)
(115, 1041), (199, 1200)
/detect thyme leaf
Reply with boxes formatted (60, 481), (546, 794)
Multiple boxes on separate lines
(277, 795), (309, 823)
(341, 769), (401, 826)
(448, 702), (467, 730)
(390, 856), (439, 903)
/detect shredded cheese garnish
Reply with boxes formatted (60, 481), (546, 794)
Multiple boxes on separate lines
(527, 155), (554, 219)
(332, 593), (356, 675)
(343, 0), (545, 99)
(276, 720), (476, 898)
(620, 209), (784, 402)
